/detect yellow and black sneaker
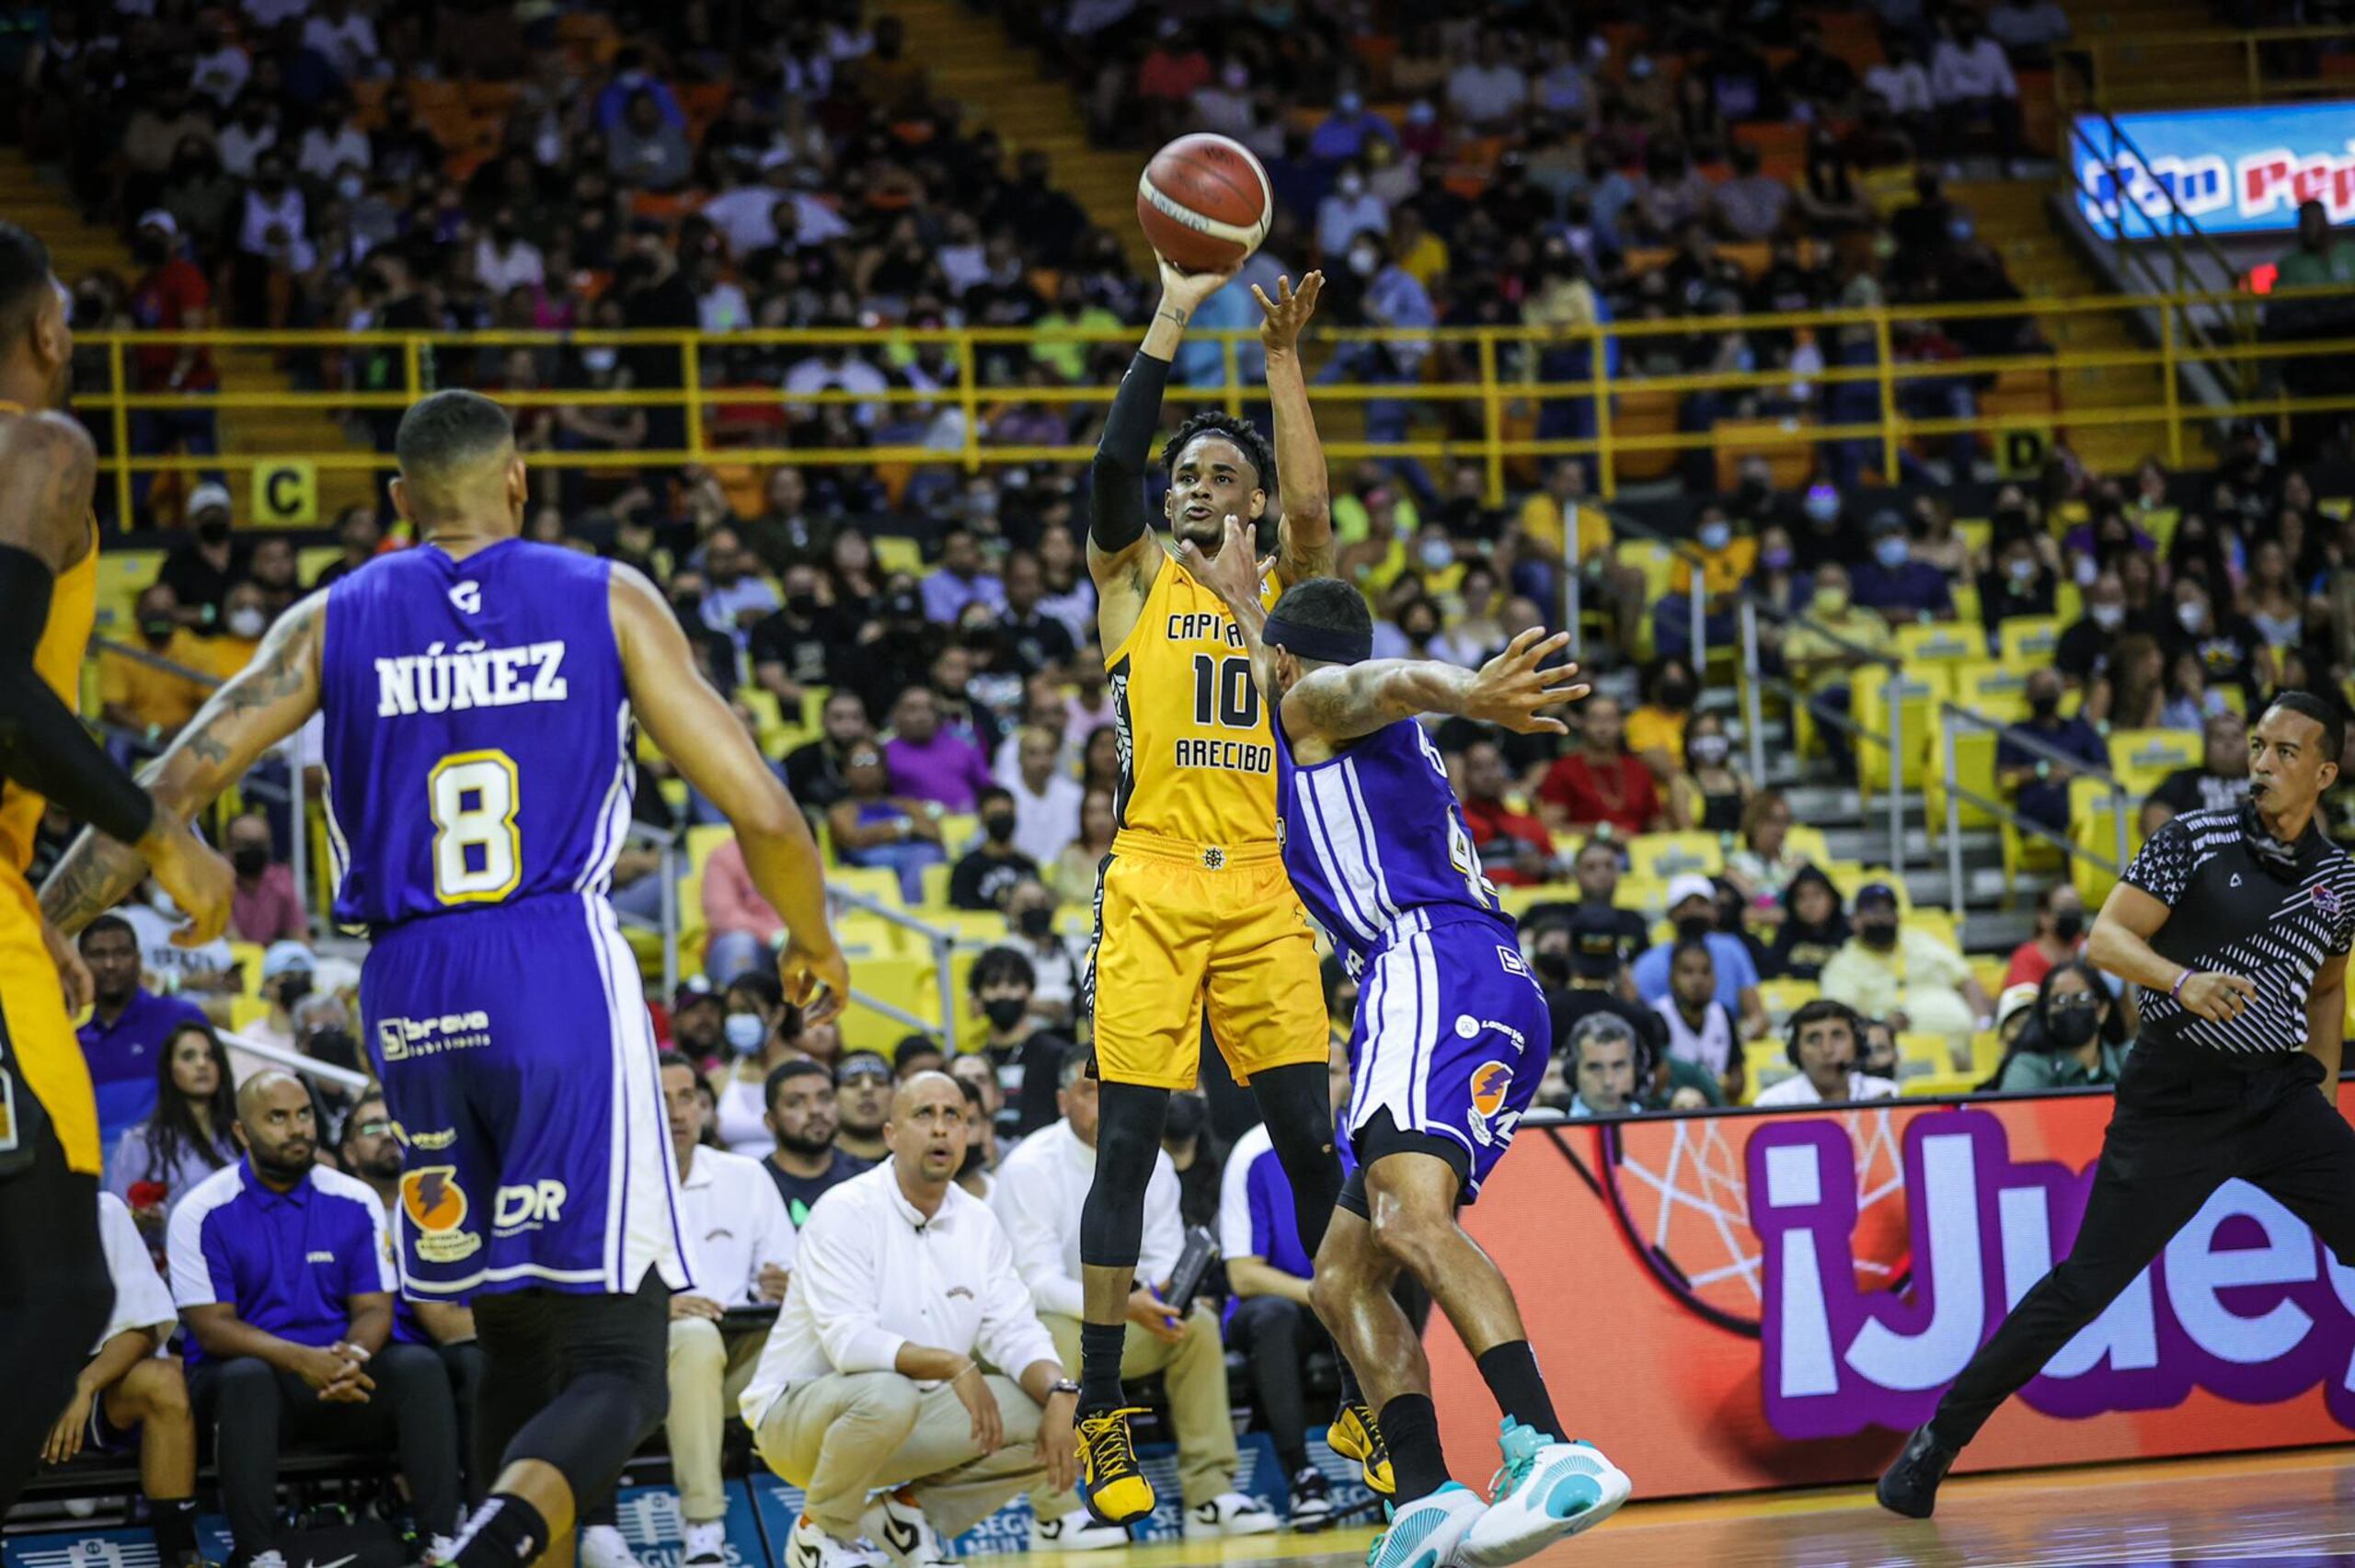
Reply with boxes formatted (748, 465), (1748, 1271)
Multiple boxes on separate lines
(1078, 1406), (1156, 1524)
(1328, 1402), (1395, 1496)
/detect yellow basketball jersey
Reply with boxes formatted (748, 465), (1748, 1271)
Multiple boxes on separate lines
(1105, 553), (1283, 853)
(0, 402), (97, 873)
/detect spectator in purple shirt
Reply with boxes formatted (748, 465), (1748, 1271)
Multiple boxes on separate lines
(920, 526), (1006, 627)
(884, 686), (995, 813)
(77, 913), (209, 1151)
(1848, 509), (1956, 624)
(225, 811), (304, 944)
(1997, 667), (2111, 835)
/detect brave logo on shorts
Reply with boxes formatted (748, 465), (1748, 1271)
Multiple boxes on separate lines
(1467, 1059), (1520, 1148)
(401, 1166), (482, 1264)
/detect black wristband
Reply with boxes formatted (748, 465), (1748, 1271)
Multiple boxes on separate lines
(0, 543), (156, 847)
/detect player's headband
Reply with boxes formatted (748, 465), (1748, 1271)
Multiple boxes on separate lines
(1264, 615), (1371, 667)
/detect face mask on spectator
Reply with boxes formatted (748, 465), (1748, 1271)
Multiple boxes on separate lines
(337, 173), (364, 200)
(1338, 172), (1364, 197)
(1874, 536), (1909, 569)
(2177, 601), (2207, 634)
(2028, 689), (2060, 718)
(582, 348), (618, 373)
(2007, 556), (2037, 584)
(1762, 545), (1794, 571)
(1803, 487), (1840, 524)
(982, 996), (1028, 1032)
(1349, 244), (1380, 277)
(1698, 520), (1732, 552)
(1674, 913), (1713, 944)
(2073, 554), (2099, 587)
(1018, 906), (1054, 939)
(723, 1012), (766, 1054)
(2053, 908), (2085, 943)
(1419, 536), (1453, 571)
(227, 606), (265, 639)
(1813, 585), (1849, 616)
(1691, 734), (1729, 766)
(1858, 918), (1899, 950)
(2091, 602), (2124, 631)
(142, 616), (175, 644)
(787, 590), (821, 618)
(232, 844), (269, 878)
(983, 811), (1017, 842)
(2047, 1001), (2100, 1047)
(1337, 90), (1362, 115)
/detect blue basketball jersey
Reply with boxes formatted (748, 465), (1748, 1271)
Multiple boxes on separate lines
(319, 540), (636, 931)
(1273, 715), (1505, 968)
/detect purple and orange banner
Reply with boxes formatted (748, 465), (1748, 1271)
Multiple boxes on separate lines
(1433, 1090), (2355, 1496)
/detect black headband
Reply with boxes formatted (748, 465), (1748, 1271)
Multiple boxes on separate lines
(1265, 613), (1371, 666)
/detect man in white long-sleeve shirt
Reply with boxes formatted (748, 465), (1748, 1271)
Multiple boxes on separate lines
(740, 1073), (1078, 1568)
(661, 1056), (798, 1568)
(991, 1052), (1275, 1549)
(1929, 11), (2022, 163)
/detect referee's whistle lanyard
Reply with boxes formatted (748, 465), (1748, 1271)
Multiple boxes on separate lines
(2241, 803), (2309, 882)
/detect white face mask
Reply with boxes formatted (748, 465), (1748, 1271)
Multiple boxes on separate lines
(1697, 521), (1733, 552)
(582, 348), (618, 373)
(337, 173), (364, 200)
(2177, 601), (2208, 634)
(2090, 602), (2125, 631)
(226, 606), (266, 639)
(2006, 556), (2037, 584)
(1338, 172), (1364, 197)
(2073, 554), (2099, 587)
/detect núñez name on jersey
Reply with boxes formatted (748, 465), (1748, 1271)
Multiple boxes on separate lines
(375, 640), (569, 717)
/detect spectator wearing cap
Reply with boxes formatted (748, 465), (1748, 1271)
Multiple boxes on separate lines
(234, 941), (319, 1073)
(48, 1193), (202, 1568)
(125, 210), (220, 514)
(1820, 882), (1993, 1044)
(158, 482), (246, 632)
(77, 913), (210, 1150)
(225, 811), (304, 944)
(1996, 667), (2110, 836)
(668, 978), (728, 1068)
(761, 1059), (870, 1226)
(833, 1050), (895, 1165)
(169, 1071), (464, 1568)
(994, 1051), (1275, 1547)
(1535, 694), (1665, 836)
(658, 1054), (797, 1568)
(1993, 982), (2039, 1048)
(1633, 875), (1769, 1040)
(1754, 1001), (1899, 1107)
(1849, 511), (1955, 625)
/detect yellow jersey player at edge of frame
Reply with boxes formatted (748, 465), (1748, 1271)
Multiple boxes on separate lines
(1083, 260), (1335, 1093)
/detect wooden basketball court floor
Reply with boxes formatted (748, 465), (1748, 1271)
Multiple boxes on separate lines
(1061, 1448), (2355, 1568)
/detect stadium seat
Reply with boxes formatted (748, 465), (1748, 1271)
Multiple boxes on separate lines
(1756, 978), (1819, 1025)
(2108, 728), (2198, 788)
(1969, 1029), (2005, 1082)
(228, 942), (265, 1000)
(1893, 623), (1982, 667)
(1901, 1070), (1979, 1098)
(1895, 1031), (1953, 1079)
(1851, 662), (1947, 799)
(1782, 824), (1832, 870)
(1997, 616), (2063, 666)
(1952, 660), (2030, 724)
(1904, 907), (1962, 954)
(1742, 1039), (1794, 1100)
(1626, 830), (1723, 884)
(2068, 774), (2138, 906)
(830, 865), (906, 909)
(918, 859), (951, 910)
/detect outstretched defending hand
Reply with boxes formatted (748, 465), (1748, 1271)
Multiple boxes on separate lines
(1465, 630), (1591, 735)
(1255, 271), (1324, 356)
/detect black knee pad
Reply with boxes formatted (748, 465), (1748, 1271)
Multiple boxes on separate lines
(1250, 1063), (1344, 1258)
(498, 1275), (671, 1505)
(1080, 1080), (1169, 1270)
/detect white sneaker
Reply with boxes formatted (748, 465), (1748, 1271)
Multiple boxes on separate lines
(246, 1553), (289, 1568)
(580, 1526), (646, 1568)
(1364, 1483), (1485, 1568)
(1180, 1492), (1278, 1540)
(785, 1515), (883, 1568)
(1455, 1420), (1632, 1568)
(857, 1490), (954, 1567)
(682, 1521), (728, 1568)
(1028, 1509), (1128, 1552)
(424, 1537), (461, 1568)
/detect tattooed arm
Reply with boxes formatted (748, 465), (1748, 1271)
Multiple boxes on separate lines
(41, 591), (324, 936)
(1279, 629), (1590, 745)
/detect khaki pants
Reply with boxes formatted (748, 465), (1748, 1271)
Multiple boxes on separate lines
(668, 1317), (767, 1523)
(1032, 1308), (1235, 1520)
(752, 1371), (1046, 1539)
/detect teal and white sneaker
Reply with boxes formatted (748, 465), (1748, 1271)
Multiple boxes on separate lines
(1453, 1420), (1631, 1568)
(1364, 1482), (1486, 1568)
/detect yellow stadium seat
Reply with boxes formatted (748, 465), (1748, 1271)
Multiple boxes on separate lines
(1905, 907), (1961, 954)
(830, 865), (906, 908)
(1743, 1039), (1795, 1103)
(1954, 518), (1991, 554)
(918, 860), (951, 910)
(2142, 506), (2182, 548)
(1902, 1070), (1979, 1098)
(1895, 1030), (1953, 1079)
(229, 995), (270, 1035)
(1948, 579), (1981, 632)
(1617, 876), (1665, 916)
(872, 536), (925, 576)
(1617, 539), (1678, 606)
(228, 942), (266, 1000)
(2109, 728), (2198, 786)
(2067, 775), (2138, 907)
(2053, 580), (2083, 624)
(1997, 616), (2063, 666)
(1851, 663), (1948, 798)
(938, 812), (979, 855)
(1894, 623), (1982, 666)
(1969, 1029), (2005, 1082)
(1626, 831), (1723, 885)
(1757, 978), (1819, 1024)
(1782, 825), (1832, 870)
(1952, 660), (2030, 724)
(1970, 956), (2007, 1001)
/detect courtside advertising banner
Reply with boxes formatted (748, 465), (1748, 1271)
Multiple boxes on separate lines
(1436, 1088), (2355, 1496)
(2073, 102), (2355, 237)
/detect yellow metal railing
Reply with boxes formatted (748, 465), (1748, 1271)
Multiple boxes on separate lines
(75, 283), (2355, 515)
(2054, 26), (2354, 112)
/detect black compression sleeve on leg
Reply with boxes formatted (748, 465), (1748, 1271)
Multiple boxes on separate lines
(1079, 1079), (1171, 1271)
(1248, 1062), (1345, 1261)
(0, 544), (155, 846)
(1086, 351), (1173, 555)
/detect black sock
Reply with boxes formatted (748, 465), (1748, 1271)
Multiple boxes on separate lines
(1078, 1322), (1128, 1415)
(1337, 1358), (1365, 1410)
(1476, 1341), (1563, 1440)
(153, 1497), (199, 1563)
(445, 1494), (549, 1568)
(1378, 1394), (1450, 1504)
(1278, 1442), (1312, 1476)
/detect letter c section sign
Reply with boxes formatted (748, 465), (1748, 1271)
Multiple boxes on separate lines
(253, 459), (317, 525)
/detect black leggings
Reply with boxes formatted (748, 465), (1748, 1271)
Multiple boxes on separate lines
(1226, 1296), (1327, 1471)
(468, 1271), (671, 1516)
(0, 1090), (112, 1518)
(1933, 1050), (2355, 1446)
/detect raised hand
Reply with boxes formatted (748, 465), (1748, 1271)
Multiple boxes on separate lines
(1465, 630), (1591, 735)
(1155, 253), (1240, 318)
(1254, 271), (1324, 356)
(1172, 514), (1262, 612)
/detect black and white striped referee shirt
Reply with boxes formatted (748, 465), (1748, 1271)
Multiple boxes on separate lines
(2126, 806), (2355, 1063)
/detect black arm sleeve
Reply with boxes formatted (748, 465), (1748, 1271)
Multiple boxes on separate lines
(1087, 350), (1173, 555)
(0, 544), (155, 848)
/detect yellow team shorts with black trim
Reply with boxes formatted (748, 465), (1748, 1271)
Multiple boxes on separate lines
(0, 870), (98, 1175)
(1085, 828), (1327, 1090)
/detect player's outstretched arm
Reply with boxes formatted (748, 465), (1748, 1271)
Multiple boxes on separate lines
(1088, 254), (1236, 651)
(1257, 272), (1336, 584)
(40, 590), (323, 939)
(1285, 629), (1589, 744)
(611, 564), (847, 1023)
(1, 414), (235, 941)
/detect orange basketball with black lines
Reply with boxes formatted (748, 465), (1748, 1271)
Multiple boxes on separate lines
(1137, 133), (1272, 273)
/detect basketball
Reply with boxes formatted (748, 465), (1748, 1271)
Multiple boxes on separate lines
(1135, 132), (1271, 274)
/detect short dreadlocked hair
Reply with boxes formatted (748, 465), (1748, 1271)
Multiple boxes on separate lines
(1160, 410), (1275, 498)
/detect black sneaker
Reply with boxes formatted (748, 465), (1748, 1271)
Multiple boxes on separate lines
(1877, 1425), (1959, 1518)
(1287, 1466), (1334, 1529)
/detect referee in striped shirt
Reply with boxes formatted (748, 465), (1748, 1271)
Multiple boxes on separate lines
(1882, 692), (2355, 1516)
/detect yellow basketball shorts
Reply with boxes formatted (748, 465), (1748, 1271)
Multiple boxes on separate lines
(1085, 829), (1327, 1090)
(0, 873), (98, 1176)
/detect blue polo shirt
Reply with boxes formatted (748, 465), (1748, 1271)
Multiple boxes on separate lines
(78, 987), (209, 1150)
(167, 1159), (393, 1365)
(1631, 932), (1761, 1013)
(1215, 1125), (1315, 1333)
